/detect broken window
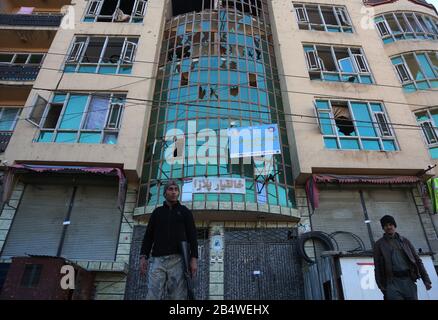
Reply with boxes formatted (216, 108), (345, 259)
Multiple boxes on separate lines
(65, 36), (138, 74)
(199, 86), (207, 99)
(315, 99), (397, 151)
(249, 73), (257, 87)
(82, 37), (105, 63)
(210, 86), (219, 100)
(392, 51), (438, 92)
(27, 95), (48, 127)
(375, 12), (438, 43)
(181, 72), (189, 86)
(304, 44), (373, 84)
(42, 103), (63, 129)
(230, 86), (239, 96)
(35, 93), (125, 144)
(294, 3), (352, 33)
(332, 102), (355, 136)
(84, 0), (147, 23)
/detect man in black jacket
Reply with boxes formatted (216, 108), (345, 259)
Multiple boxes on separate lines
(139, 180), (198, 300)
(373, 215), (432, 300)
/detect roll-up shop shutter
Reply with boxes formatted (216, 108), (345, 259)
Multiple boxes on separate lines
(60, 185), (121, 261)
(311, 188), (372, 250)
(366, 188), (429, 251)
(1, 184), (73, 258)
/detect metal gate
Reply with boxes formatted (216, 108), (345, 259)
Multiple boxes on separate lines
(224, 228), (304, 300)
(124, 225), (209, 300)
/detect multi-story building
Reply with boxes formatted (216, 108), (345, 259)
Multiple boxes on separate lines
(0, 0), (437, 300)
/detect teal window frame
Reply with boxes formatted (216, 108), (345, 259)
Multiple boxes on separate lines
(315, 99), (397, 151)
(34, 92), (125, 144)
(82, 0), (147, 23)
(293, 3), (353, 33)
(303, 44), (374, 84)
(0, 107), (21, 131)
(64, 36), (139, 75)
(391, 51), (438, 92)
(375, 11), (438, 44)
(415, 108), (438, 159)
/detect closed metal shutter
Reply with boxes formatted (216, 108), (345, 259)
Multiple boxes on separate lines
(311, 188), (372, 250)
(61, 185), (121, 261)
(1, 184), (72, 258)
(366, 189), (429, 251)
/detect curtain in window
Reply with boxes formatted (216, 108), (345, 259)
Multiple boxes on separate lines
(84, 96), (110, 130)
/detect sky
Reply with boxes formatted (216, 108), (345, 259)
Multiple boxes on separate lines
(427, 0), (438, 9)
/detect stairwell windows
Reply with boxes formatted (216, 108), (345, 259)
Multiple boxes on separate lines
(314, 99), (397, 151)
(0, 53), (45, 66)
(30, 93), (125, 144)
(304, 45), (373, 84)
(415, 109), (438, 158)
(375, 12), (438, 44)
(391, 52), (438, 92)
(83, 0), (147, 23)
(293, 3), (352, 33)
(65, 36), (138, 74)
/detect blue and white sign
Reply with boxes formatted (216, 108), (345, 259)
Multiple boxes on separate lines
(228, 124), (281, 158)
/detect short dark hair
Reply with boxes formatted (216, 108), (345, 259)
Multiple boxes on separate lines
(163, 180), (179, 196)
(380, 215), (397, 229)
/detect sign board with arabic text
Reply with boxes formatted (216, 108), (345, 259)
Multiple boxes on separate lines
(192, 177), (246, 194)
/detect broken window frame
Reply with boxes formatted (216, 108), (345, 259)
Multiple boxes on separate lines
(34, 92), (125, 144)
(83, 0), (147, 23)
(374, 11), (438, 44)
(65, 36), (139, 74)
(304, 44), (373, 84)
(314, 99), (398, 151)
(27, 95), (48, 128)
(391, 51), (438, 92)
(293, 3), (353, 33)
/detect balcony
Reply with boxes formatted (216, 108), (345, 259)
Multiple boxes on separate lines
(0, 65), (40, 81)
(0, 13), (63, 27)
(0, 132), (13, 153)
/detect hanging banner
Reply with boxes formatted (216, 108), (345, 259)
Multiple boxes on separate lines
(228, 123), (281, 158)
(192, 177), (246, 194)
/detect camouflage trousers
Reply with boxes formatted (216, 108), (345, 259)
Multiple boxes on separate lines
(146, 254), (187, 300)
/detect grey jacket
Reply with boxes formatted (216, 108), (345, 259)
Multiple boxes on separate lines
(373, 233), (431, 291)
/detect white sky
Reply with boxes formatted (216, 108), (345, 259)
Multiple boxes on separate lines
(426, 0), (438, 9)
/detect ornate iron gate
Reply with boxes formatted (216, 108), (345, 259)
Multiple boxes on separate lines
(124, 225), (209, 300)
(224, 228), (304, 300)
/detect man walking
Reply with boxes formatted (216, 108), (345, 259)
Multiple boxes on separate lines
(373, 215), (432, 300)
(139, 180), (198, 300)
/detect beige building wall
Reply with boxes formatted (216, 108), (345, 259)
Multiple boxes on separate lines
(269, 0), (438, 183)
(4, 0), (170, 181)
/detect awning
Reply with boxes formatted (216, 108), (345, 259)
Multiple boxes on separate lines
(305, 174), (421, 210)
(2, 164), (127, 211)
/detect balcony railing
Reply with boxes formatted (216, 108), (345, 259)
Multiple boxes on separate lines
(0, 13), (63, 27)
(0, 132), (13, 153)
(0, 65), (40, 81)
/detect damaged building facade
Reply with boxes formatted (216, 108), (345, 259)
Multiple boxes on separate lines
(0, 0), (437, 300)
